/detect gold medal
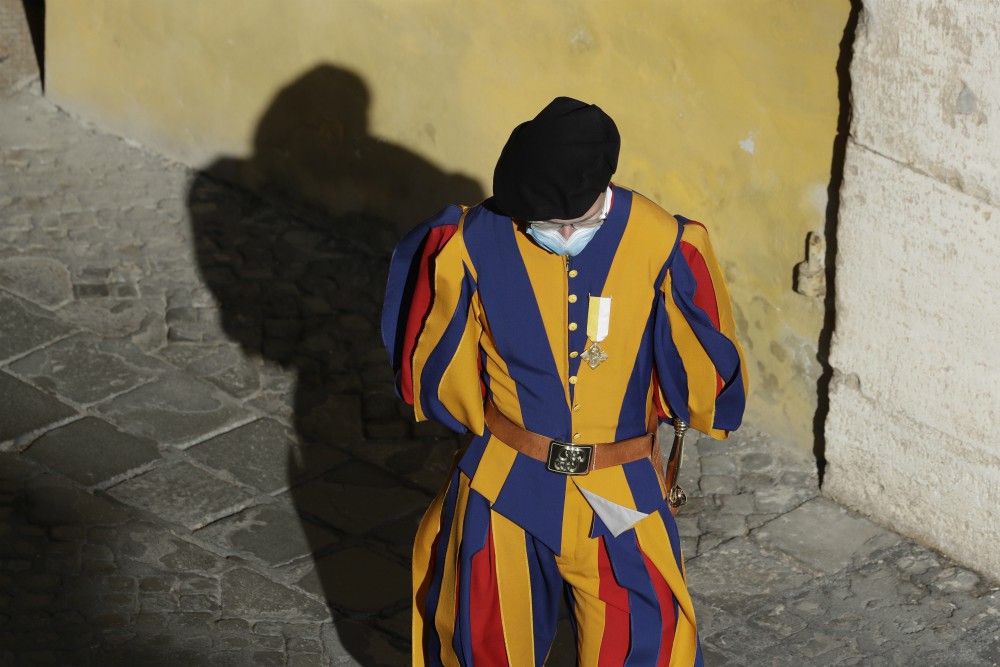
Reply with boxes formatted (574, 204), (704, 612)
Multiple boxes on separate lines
(581, 342), (608, 369)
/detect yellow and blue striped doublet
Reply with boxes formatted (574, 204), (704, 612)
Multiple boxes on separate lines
(383, 186), (747, 666)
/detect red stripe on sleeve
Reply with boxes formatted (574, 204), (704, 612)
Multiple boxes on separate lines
(680, 238), (725, 397)
(398, 225), (458, 404)
(597, 537), (631, 666)
(470, 525), (511, 667)
(642, 552), (677, 667)
(680, 240), (721, 330)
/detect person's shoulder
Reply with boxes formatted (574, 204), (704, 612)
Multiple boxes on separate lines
(462, 198), (508, 228)
(619, 186), (681, 234)
(422, 204), (467, 230)
(622, 187), (711, 238)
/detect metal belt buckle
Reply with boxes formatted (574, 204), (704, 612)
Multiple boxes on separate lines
(546, 441), (593, 475)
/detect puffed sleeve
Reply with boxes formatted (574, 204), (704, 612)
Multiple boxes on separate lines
(381, 206), (485, 434)
(653, 216), (747, 439)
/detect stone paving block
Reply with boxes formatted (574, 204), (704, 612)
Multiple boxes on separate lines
(55, 297), (158, 340)
(370, 509), (426, 560)
(295, 393), (364, 446)
(718, 493), (756, 515)
(349, 437), (460, 493)
(773, 630), (854, 664)
(701, 454), (737, 476)
(698, 513), (747, 539)
(297, 546), (410, 614)
(739, 451), (777, 473)
(751, 496), (903, 574)
(22, 475), (132, 529)
(96, 372), (252, 449)
(689, 598), (738, 640)
(9, 334), (164, 406)
(701, 621), (781, 664)
(22, 417), (161, 488)
(0, 450), (39, 483)
(187, 418), (346, 495)
(221, 567), (329, 622)
(0, 371), (78, 447)
(323, 619), (409, 667)
(108, 462), (255, 530)
(0, 291), (75, 363)
(195, 503), (338, 567)
(117, 522), (231, 576)
(0, 256), (73, 309)
(752, 483), (818, 514)
(290, 460), (431, 535)
(197, 352), (262, 399)
(375, 608), (411, 643)
(700, 474), (738, 495)
(684, 538), (813, 614)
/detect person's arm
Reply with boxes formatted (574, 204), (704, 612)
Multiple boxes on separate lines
(382, 206), (485, 434)
(653, 216), (747, 439)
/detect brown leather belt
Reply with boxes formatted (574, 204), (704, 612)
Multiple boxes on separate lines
(484, 399), (660, 476)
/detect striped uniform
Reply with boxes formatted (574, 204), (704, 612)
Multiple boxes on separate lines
(382, 186), (747, 666)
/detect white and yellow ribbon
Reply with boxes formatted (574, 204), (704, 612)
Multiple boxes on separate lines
(586, 295), (612, 342)
(582, 296), (612, 369)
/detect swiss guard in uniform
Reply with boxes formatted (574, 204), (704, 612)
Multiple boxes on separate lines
(382, 97), (747, 666)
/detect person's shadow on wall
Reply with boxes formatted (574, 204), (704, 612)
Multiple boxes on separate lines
(187, 64), (483, 664)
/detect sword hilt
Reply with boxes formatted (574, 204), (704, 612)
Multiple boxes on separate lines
(666, 418), (688, 509)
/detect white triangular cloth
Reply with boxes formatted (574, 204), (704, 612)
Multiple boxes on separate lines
(576, 485), (650, 537)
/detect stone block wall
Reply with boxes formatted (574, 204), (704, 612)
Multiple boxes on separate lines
(0, 0), (40, 89)
(825, 0), (1000, 578)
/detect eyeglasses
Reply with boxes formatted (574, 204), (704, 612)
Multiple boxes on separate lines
(528, 214), (606, 233)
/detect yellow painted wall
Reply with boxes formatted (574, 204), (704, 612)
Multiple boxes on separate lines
(46, 0), (849, 449)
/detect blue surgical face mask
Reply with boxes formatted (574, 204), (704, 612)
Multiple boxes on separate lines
(526, 224), (601, 256)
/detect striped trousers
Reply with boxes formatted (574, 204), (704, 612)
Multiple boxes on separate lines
(412, 467), (703, 666)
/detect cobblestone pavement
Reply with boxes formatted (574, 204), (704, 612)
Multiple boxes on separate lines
(1, 83), (998, 666)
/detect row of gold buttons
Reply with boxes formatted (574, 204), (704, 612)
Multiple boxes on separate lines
(570, 265), (582, 439)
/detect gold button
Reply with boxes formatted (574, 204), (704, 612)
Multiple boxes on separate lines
(568, 269), (579, 278)
(569, 376), (578, 384)
(569, 351), (579, 358)
(568, 294), (578, 303)
(573, 404), (581, 412)
(573, 433), (582, 441)
(568, 322), (578, 331)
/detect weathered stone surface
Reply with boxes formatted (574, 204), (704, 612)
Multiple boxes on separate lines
(349, 437), (460, 494)
(187, 418), (346, 494)
(323, 620), (409, 667)
(195, 504), (337, 567)
(96, 372), (251, 448)
(0, 292), (75, 363)
(9, 334), (164, 405)
(0, 371), (78, 447)
(684, 539), (813, 613)
(290, 460), (430, 535)
(0, 256), (73, 308)
(56, 297), (158, 340)
(295, 394), (364, 445)
(22, 417), (160, 488)
(829, 2), (1000, 580)
(752, 497), (902, 574)
(752, 483), (817, 514)
(221, 567), (329, 621)
(108, 462), (254, 530)
(297, 546), (410, 613)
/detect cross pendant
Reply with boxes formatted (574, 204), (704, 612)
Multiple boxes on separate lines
(580, 342), (608, 370)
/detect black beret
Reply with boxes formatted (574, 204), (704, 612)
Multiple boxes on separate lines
(493, 97), (620, 221)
